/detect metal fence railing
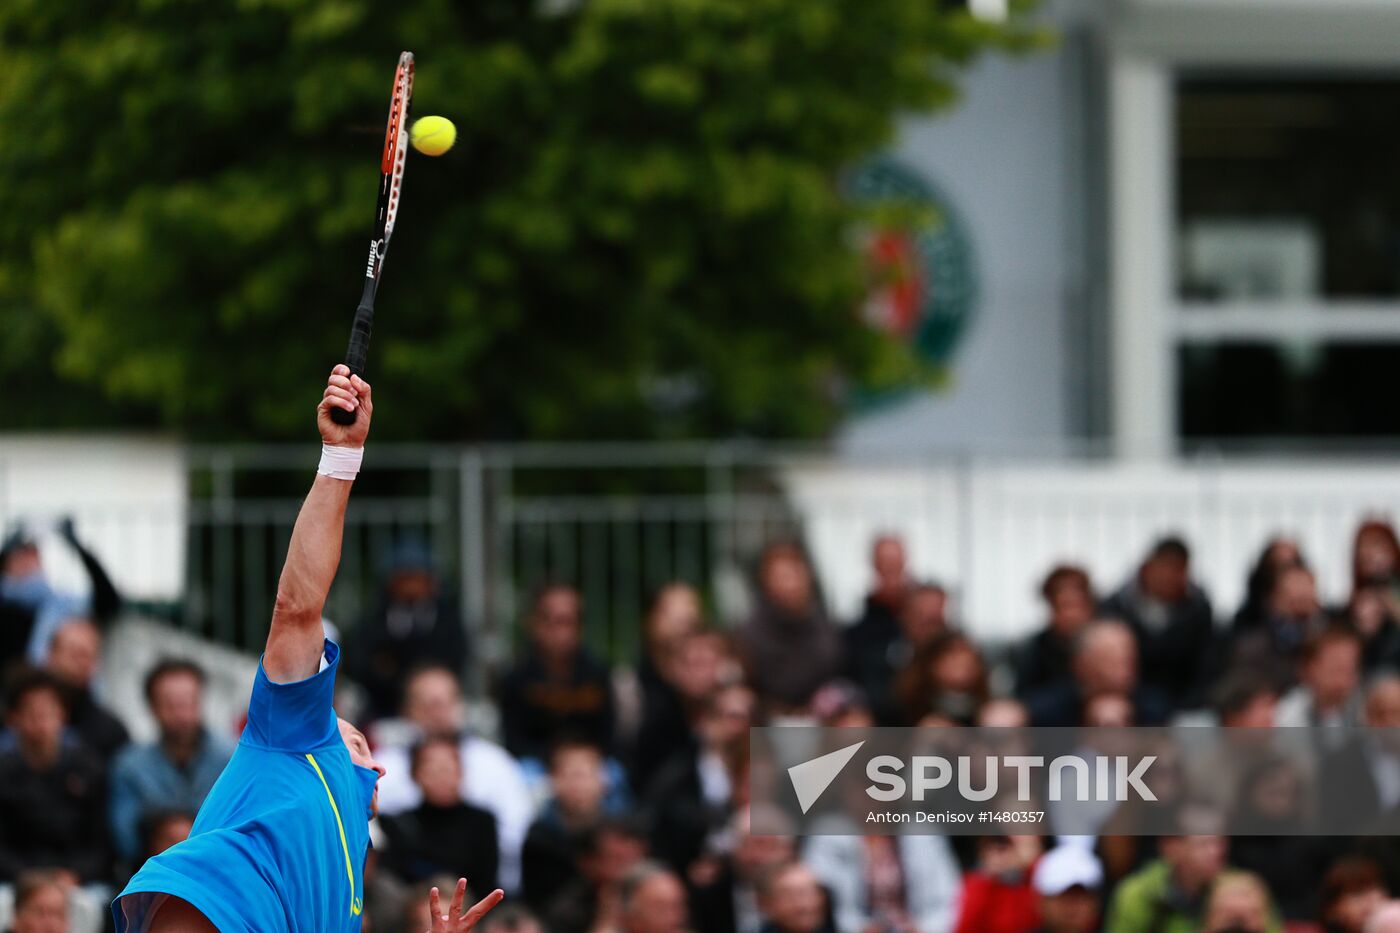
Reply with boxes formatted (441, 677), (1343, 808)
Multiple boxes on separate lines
(178, 444), (813, 677)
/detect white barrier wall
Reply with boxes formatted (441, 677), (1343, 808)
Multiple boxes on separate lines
(784, 460), (1400, 641)
(0, 435), (186, 600)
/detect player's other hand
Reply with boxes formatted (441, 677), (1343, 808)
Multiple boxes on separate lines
(317, 365), (372, 448)
(428, 879), (503, 933)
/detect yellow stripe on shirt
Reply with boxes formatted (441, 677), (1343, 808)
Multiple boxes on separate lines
(305, 753), (363, 917)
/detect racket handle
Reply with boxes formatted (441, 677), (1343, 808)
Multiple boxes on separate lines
(331, 300), (375, 426)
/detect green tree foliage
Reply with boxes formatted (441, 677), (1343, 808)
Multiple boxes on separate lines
(0, 0), (1037, 440)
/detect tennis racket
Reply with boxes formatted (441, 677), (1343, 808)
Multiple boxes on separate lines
(331, 50), (415, 426)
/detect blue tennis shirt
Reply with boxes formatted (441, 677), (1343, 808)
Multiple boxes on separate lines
(114, 640), (377, 932)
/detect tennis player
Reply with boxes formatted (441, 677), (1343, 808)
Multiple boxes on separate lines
(113, 365), (503, 932)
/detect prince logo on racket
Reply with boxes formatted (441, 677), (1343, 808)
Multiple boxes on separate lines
(365, 240), (381, 278)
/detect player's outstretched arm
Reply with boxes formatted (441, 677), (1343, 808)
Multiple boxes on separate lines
(264, 364), (372, 683)
(428, 880), (503, 933)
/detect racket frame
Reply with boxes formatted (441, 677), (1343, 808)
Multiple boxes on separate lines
(331, 50), (415, 425)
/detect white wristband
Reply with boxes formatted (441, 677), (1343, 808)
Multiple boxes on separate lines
(317, 444), (363, 481)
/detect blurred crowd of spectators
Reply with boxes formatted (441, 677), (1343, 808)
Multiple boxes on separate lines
(8, 518), (1400, 933)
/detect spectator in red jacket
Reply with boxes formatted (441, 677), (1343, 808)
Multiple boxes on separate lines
(955, 835), (1043, 933)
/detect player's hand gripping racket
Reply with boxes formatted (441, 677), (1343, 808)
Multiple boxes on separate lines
(331, 51), (415, 426)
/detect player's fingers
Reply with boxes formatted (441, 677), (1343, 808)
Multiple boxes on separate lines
(332, 364), (350, 377)
(351, 376), (373, 418)
(323, 386), (358, 407)
(461, 890), (505, 928)
(449, 878), (467, 917)
(429, 886), (442, 922)
(319, 393), (357, 413)
(328, 374), (353, 392)
(350, 375), (372, 403)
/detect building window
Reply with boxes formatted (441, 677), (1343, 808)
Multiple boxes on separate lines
(1179, 342), (1400, 441)
(1173, 74), (1400, 444)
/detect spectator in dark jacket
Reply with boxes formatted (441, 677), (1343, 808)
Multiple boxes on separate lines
(687, 809), (796, 933)
(1100, 537), (1215, 710)
(646, 684), (753, 874)
(1027, 619), (1171, 727)
(349, 538), (469, 719)
(756, 862), (835, 933)
(1344, 583), (1400, 673)
(1229, 563), (1328, 691)
(1016, 565), (1097, 700)
(522, 737), (626, 909)
(629, 584), (704, 795)
(43, 617), (128, 761)
(1212, 668), (1279, 727)
(381, 736), (499, 892)
(845, 536), (912, 715)
(371, 663), (534, 893)
(543, 818), (649, 933)
(851, 578), (949, 725)
(631, 629), (735, 798)
(738, 543), (842, 710)
(1319, 674), (1400, 836)
(499, 584), (614, 761)
(1234, 537), (1305, 631)
(1227, 754), (1331, 921)
(0, 669), (109, 883)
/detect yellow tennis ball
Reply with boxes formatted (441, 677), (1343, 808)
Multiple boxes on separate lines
(410, 116), (456, 157)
